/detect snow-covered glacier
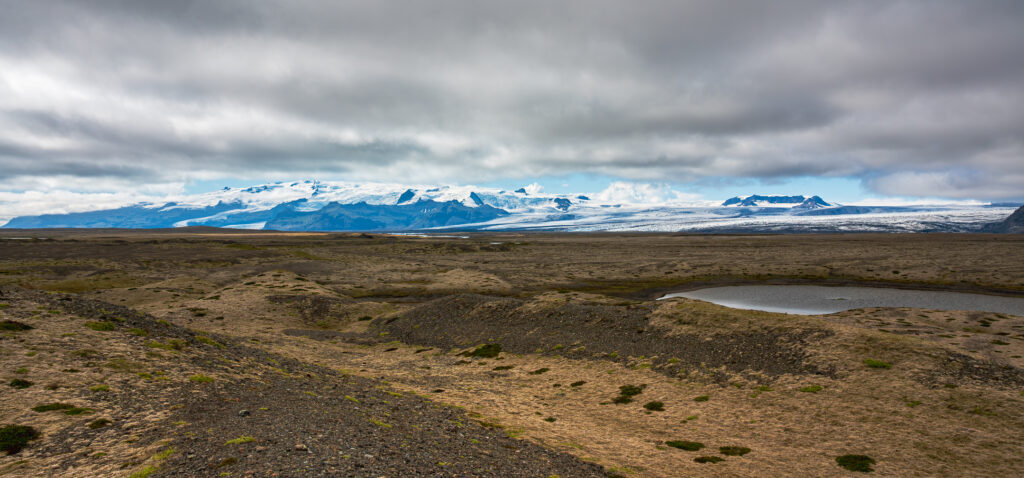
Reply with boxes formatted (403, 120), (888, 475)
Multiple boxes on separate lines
(1, 180), (1017, 233)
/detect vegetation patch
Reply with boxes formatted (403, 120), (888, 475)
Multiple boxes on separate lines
(64, 407), (94, 416)
(492, 365), (514, 371)
(0, 320), (33, 331)
(462, 343), (502, 358)
(528, 368), (550, 375)
(87, 418), (112, 429)
(694, 456), (724, 464)
(570, 381), (587, 387)
(836, 454), (875, 472)
(666, 441), (705, 451)
(8, 379), (32, 389)
(619, 385), (645, 397)
(0, 425), (40, 455)
(189, 374), (215, 383)
(32, 403), (76, 412)
(643, 401), (665, 411)
(225, 436), (255, 445)
(84, 321), (116, 331)
(693, 395), (709, 402)
(147, 339), (186, 351)
(863, 359), (892, 369)
(612, 384), (646, 404)
(800, 385), (823, 393)
(719, 446), (751, 456)
(89, 384), (110, 392)
(195, 336), (224, 348)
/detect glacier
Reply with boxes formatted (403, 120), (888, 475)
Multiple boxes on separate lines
(1, 180), (1017, 233)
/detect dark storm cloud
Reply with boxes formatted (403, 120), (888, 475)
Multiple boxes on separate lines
(0, 0), (1022, 198)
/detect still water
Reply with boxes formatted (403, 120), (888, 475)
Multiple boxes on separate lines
(659, 285), (1024, 316)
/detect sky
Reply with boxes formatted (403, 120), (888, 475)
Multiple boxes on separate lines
(1, 0), (1023, 219)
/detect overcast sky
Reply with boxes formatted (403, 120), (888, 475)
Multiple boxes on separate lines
(1, 0), (1022, 213)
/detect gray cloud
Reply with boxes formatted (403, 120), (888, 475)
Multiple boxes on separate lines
(0, 0), (1022, 199)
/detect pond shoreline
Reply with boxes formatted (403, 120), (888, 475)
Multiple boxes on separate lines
(657, 284), (1024, 316)
(630, 277), (1024, 301)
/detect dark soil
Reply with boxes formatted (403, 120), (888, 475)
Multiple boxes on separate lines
(378, 294), (834, 382)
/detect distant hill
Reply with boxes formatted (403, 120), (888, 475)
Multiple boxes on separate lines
(981, 205), (1024, 233)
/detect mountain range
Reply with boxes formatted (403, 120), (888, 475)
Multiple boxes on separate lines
(2, 181), (1020, 233)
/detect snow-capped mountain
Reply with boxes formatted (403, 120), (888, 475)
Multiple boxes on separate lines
(1, 181), (1018, 233)
(721, 195), (831, 208)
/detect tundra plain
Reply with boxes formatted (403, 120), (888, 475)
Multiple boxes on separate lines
(1, 230), (1023, 477)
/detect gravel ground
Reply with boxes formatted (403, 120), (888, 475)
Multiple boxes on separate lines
(162, 374), (608, 477)
(378, 294), (833, 382)
(0, 287), (609, 477)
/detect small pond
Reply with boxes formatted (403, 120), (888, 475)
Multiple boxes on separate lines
(659, 285), (1024, 316)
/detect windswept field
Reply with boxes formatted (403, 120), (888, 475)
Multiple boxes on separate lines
(1, 230), (1023, 477)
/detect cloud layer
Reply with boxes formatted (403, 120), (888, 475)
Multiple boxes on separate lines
(1, 0), (1022, 200)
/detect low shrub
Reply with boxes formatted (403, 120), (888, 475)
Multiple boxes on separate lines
(0, 321), (33, 331)
(665, 441), (704, 451)
(863, 359), (892, 369)
(0, 424), (39, 454)
(694, 456), (724, 464)
(836, 454), (875, 472)
(463, 344), (502, 358)
(643, 401), (665, 411)
(84, 321), (116, 331)
(87, 418), (112, 429)
(719, 446), (751, 456)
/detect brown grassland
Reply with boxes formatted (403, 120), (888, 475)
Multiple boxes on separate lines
(1, 230), (1022, 477)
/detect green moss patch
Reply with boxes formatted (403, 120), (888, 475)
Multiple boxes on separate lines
(863, 359), (892, 369)
(87, 418), (112, 429)
(665, 441), (704, 451)
(84, 321), (116, 331)
(32, 402), (76, 412)
(836, 454), (875, 472)
(719, 446), (751, 456)
(8, 379), (32, 389)
(0, 425), (40, 455)
(528, 368), (550, 375)
(0, 321), (33, 331)
(694, 456), (724, 464)
(643, 401), (664, 411)
(462, 344), (502, 358)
